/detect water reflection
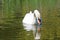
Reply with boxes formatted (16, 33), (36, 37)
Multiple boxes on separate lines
(23, 23), (35, 31)
(23, 23), (41, 40)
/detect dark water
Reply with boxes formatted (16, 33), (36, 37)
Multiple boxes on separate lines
(0, 17), (34, 40)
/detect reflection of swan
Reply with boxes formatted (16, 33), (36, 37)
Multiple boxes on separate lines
(23, 23), (35, 31)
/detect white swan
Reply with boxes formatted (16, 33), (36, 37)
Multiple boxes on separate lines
(22, 10), (41, 24)
(22, 10), (41, 31)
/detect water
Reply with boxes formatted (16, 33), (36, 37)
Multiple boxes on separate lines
(0, 0), (60, 40)
(23, 23), (41, 40)
(0, 17), (60, 40)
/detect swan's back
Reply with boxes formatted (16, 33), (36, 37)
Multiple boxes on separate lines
(22, 12), (35, 24)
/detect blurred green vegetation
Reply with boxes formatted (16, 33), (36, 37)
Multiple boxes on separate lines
(0, 0), (60, 40)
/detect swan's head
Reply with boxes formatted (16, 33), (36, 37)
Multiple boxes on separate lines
(34, 10), (40, 18)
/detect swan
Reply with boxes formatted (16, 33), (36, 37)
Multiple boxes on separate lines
(22, 10), (41, 30)
(22, 10), (41, 24)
